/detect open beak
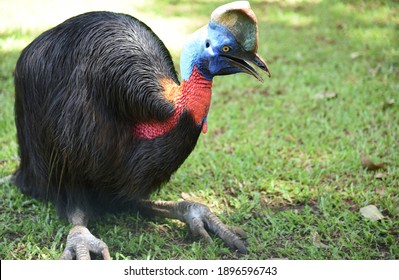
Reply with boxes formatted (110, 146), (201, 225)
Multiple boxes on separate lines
(221, 52), (271, 82)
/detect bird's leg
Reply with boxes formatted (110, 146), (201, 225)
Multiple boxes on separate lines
(137, 200), (248, 254)
(61, 207), (111, 260)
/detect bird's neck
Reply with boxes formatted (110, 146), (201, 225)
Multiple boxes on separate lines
(180, 66), (213, 132)
(132, 66), (212, 139)
(180, 26), (208, 81)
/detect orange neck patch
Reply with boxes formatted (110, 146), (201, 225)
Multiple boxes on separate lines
(132, 67), (213, 139)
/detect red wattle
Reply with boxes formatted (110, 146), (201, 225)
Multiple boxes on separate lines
(132, 67), (212, 139)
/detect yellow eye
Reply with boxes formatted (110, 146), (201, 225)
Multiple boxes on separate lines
(222, 46), (231, 53)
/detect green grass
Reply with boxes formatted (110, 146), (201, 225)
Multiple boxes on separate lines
(1, 0), (398, 260)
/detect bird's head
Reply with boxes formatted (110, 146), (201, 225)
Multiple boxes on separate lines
(180, 1), (270, 82)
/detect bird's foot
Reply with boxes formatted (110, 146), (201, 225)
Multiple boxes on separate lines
(61, 225), (111, 260)
(180, 201), (248, 254)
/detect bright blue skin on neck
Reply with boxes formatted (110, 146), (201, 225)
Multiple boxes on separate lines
(180, 22), (247, 81)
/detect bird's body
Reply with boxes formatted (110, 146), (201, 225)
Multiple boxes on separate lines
(14, 12), (207, 215)
(13, 2), (270, 259)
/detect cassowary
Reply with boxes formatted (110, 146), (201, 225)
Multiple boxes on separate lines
(13, 1), (270, 259)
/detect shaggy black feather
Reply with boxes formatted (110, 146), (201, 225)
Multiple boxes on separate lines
(13, 11), (201, 219)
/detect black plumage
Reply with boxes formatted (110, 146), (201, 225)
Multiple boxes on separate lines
(14, 12), (198, 218)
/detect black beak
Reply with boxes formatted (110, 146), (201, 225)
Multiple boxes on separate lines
(221, 52), (271, 82)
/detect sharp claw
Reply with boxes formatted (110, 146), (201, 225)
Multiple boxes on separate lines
(233, 239), (248, 254)
(218, 228), (248, 254)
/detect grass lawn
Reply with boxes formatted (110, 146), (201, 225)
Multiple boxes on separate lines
(0, 0), (398, 260)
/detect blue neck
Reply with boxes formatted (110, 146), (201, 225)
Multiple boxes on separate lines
(180, 26), (212, 81)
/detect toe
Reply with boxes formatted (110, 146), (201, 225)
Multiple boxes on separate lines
(189, 217), (213, 243)
(233, 238), (248, 254)
(61, 247), (75, 260)
(75, 242), (91, 260)
(229, 226), (247, 239)
(101, 247), (111, 260)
